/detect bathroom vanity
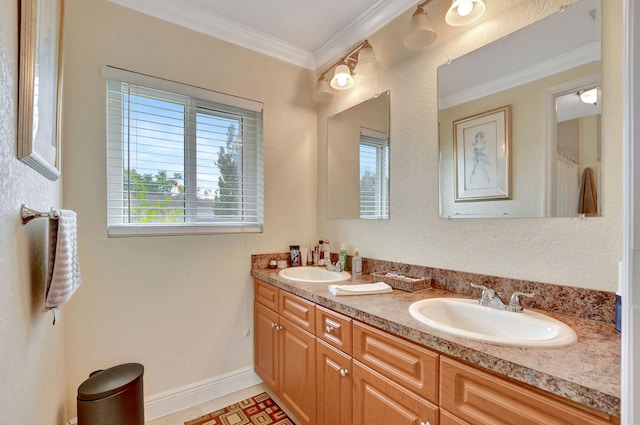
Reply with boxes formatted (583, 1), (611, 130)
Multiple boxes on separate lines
(251, 266), (620, 425)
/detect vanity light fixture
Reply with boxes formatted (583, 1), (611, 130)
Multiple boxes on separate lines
(330, 61), (355, 90)
(313, 39), (379, 102)
(445, 0), (486, 26)
(578, 87), (598, 105)
(313, 75), (334, 102)
(404, 0), (437, 49)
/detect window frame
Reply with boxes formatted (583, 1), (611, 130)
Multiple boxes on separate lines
(103, 66), (264, 237)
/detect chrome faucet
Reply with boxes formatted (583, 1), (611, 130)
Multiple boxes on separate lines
(326, 261), (343, 272)
(470, 283), (534, 312)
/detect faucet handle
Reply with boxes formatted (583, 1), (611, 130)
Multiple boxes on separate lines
(508, 292), (535, 312)
(470, 283), (495, 299)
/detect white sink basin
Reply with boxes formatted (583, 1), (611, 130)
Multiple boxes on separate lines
(278, 266), (351, 283)
(408, 298), (577, 348)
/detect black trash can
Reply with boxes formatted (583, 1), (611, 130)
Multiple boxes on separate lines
(77, 363), (144, 425)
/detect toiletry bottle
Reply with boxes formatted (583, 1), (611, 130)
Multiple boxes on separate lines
(324, 240), (331, 265)
(351, 249), (362, 276)
(319, 240), (324, 265)
(339, 243), (348, 271)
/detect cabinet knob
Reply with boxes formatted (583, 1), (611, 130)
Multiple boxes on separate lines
(339, 368), (349, 378)
(325, 325), (335, 334)
(419, 422), (431, 425)
(271, 323), (277, 329)
(275, 325), (283, 332)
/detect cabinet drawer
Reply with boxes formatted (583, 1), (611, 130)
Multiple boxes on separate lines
(354, 321), (439, 404)
(279, 291), (316, 333)
(254, 279), (279, 311)
(316, 305), (353, 355)
(353, 360), (439, 425)
(440, 357), (617, 425)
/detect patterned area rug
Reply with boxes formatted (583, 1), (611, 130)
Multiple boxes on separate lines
(185, 392), (295, 425)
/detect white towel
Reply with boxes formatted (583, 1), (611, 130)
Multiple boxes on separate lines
(45, 210), (82, 322)
(328, 282), (392, 296)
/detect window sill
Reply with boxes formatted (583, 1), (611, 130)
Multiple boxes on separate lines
(107, 223), (263, 237)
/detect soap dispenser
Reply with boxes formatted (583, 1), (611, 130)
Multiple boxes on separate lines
(339, 243), (348, 271)
(351, 249), (362, 276)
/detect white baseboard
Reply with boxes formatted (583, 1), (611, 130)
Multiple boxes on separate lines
(67, 366), (262, 424)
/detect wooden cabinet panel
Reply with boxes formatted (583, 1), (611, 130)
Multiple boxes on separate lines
(440, 357), (616, 425)
(254, 301), (279, 392)
(353, 360), (439, 425)
(255, 279), (279, 311)
(317, 339), (353, 425)
(280, 290), (316, 333)
(354, 321), (439, 404)
(440, 409), (471, 425)
(316, 305), (353, 355)
(279, 316), (317, 425)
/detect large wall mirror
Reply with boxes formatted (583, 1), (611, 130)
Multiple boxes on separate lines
(438, 0), (601, 218)
(328, 92), (390, 219)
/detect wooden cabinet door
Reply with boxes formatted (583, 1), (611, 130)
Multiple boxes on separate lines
(317, 339), (353, 425)
(440, 357), (616, 425)
(353, 360), (439, 425)
(279, 316), (317, 425)
(254, 301), (279, 392)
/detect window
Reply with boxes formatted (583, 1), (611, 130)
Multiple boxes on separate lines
(103, 66), (263, 236)
(359, 128), (389, 219)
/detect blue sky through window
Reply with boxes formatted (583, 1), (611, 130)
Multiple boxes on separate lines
(123, 92), (241, 199)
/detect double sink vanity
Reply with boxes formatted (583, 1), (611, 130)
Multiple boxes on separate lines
(251, 257), (620, 425)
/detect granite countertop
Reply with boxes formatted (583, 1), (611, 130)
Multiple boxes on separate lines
(251, 268), (621, 418)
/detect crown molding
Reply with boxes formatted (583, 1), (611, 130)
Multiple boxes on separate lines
(439, 42), (601, 109)
(106, 0), (417, 71)
(106, 0), (316, 69)
(313, 0), (417, 70)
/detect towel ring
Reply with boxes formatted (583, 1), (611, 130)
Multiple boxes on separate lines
(20, 204), (60, 225)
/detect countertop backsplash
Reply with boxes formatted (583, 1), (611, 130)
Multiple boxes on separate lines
(251, 253), (616, 324)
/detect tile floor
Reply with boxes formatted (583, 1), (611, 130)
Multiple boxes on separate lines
(145, 383), (298, 425)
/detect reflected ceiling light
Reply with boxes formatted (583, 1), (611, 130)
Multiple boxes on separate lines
(313, 75), (334, 102)
(330, 62), (355, 90)
(578, 87), (598, 105)
(404, 2), (437, 49)
(313, 40), (379, 102)
(445, 0), (486, 26)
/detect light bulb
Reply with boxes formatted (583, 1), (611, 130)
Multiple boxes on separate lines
(456, 1), (473, 17)
(336, 75), (349, 87)
(330, 63), (354, 90)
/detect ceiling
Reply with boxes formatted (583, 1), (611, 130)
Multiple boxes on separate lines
(106, 0), (418, 71)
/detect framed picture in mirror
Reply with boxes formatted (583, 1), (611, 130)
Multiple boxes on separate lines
(454, 105), (511, 201)
(17, 0), (64, 181)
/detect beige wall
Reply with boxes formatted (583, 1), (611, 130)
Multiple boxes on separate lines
(62, 0), (317, 418)
(318, 0), (621, 291)
(0, 0), (66, 423)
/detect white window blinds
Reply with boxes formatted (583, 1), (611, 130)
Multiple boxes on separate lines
(359, 128), (389, 219)
(103, 66), (264, 236)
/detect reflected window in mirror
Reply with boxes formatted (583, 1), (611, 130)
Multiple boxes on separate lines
(360, 128), (389, 219)
(328, 92), (390, 219)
